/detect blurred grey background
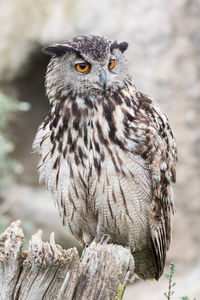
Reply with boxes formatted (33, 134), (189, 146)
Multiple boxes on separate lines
(0, 0), (200, 299)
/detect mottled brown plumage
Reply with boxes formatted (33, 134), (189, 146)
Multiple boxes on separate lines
(33, 35), (177, 280)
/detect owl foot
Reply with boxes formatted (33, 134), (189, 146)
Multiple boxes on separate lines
(99, 234), (110, 245)
(81, 245), (88, 260)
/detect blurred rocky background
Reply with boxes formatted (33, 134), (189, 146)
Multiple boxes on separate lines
(0, 0), (200, 299)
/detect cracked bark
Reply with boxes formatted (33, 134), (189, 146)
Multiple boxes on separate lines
(0, 220), (134, 300)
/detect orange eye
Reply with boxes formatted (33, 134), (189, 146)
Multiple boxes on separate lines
(75, 62), (90, 73)
(108, 58), (115, 70)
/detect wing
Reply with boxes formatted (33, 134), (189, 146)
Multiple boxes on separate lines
(134, 91), (177, 279)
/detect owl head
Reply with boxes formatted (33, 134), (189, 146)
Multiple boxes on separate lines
(43, 35), (130, 101)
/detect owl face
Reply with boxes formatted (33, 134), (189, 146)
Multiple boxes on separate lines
(44, 35), (130, 100)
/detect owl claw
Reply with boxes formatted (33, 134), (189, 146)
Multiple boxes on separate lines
(99, 234), (110, 245)
(81, 244), (88, 260)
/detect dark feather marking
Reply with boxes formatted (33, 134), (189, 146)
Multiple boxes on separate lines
(79, 191), (86, 202)
(43, 114), (50, 129)
(37, 162), (44, 170)
(89, 164), (92, 177)
(78, 146), (87, 166)
(107, 193), (114, 219)
(78, 171), (87, 189)
(93, 157), (101, 176)
(130, 95), (138, 107)
(63, 109), (70, 130)
(78, 128), (82, 137)
(124, 96), (131, 107)
(106, 97), (116, 112)
(106, 171), (110, 186)
(56, 168), (60, 188)
(108, 121), (116, 139)
(60, 190), (66, 211)
(141, 151), (149, 160)
(74, 153), (80, 165)
(84, 122), (88, 147)
(94, 139), (100, 153)
(68, 159), (74, 178)
(38, 151), (52, 170)
(83, 108), (88, 117)
(62, 209), (67, 225)
(56, 100), (65, 114)
(112, 91), (123, 105)
(96, 120), (108, 145)
(63, 145), (68, 158)
(73, 118), (79, 130)
(95, 209), (99, 222)
(52, 114), (59, 128)
(89, 140), (93, 150)
(153, 196), (162, 217)
(56, 126), (64, 141)
(67, 129), (72, 144)
(100, 151), (105, 162)
(67, 90), (76, 101)
(107, 148), (119, 172)
(166, 122), (174, 138)
(150, 237), (160, 280)
(93, 195), (97, 217)
(42, 151), (51, 165)
(106, 215), (111, 230)
(68, 191), (76, 210)
(102, 103), (122, 145)
(103, 101), (112, 121)
(92, 181), (97, 197)
(126, 112), (134, 122)
(53, 156), (60, 169)
(72, 182), (79, 199)
(119, 180), (134, 223)
(60, 95), (68, 102)
(84, 96), (93, 109)
(72, 102), (79, 117)
(123, 124), (130, 137)
(78, 146), (84, 161)
(70, 209), (75, 221)
(50, 131), (55, 143)
(111, 136), (126, 150)
(40, 133), (50, 146)
(58, 140), (63, 152)
(70, 139), (77, 152)
(136, 92), (152, 104)
(112, 189), (117, 203)
(115, 150), (122, 165)
(102, 180), (105, 193)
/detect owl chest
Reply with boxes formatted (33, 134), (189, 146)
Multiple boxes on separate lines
(38, 114), (152, 241)
(62, 128), (151, 207)
(50, 108), (147, 182)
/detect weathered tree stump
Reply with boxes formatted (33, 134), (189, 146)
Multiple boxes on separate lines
(0, 220), (134, 300)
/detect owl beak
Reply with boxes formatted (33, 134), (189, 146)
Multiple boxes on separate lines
(99, 70), (107, 90)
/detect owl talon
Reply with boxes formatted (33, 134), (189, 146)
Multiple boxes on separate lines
(99, 234), (109, 245)
(81, 245), (88, 259)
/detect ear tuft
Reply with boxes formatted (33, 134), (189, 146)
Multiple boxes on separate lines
(42, 44), (69, 56)
(119, 42), (128, 53)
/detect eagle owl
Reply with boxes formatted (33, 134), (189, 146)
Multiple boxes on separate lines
(33, 35), (177, 280)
